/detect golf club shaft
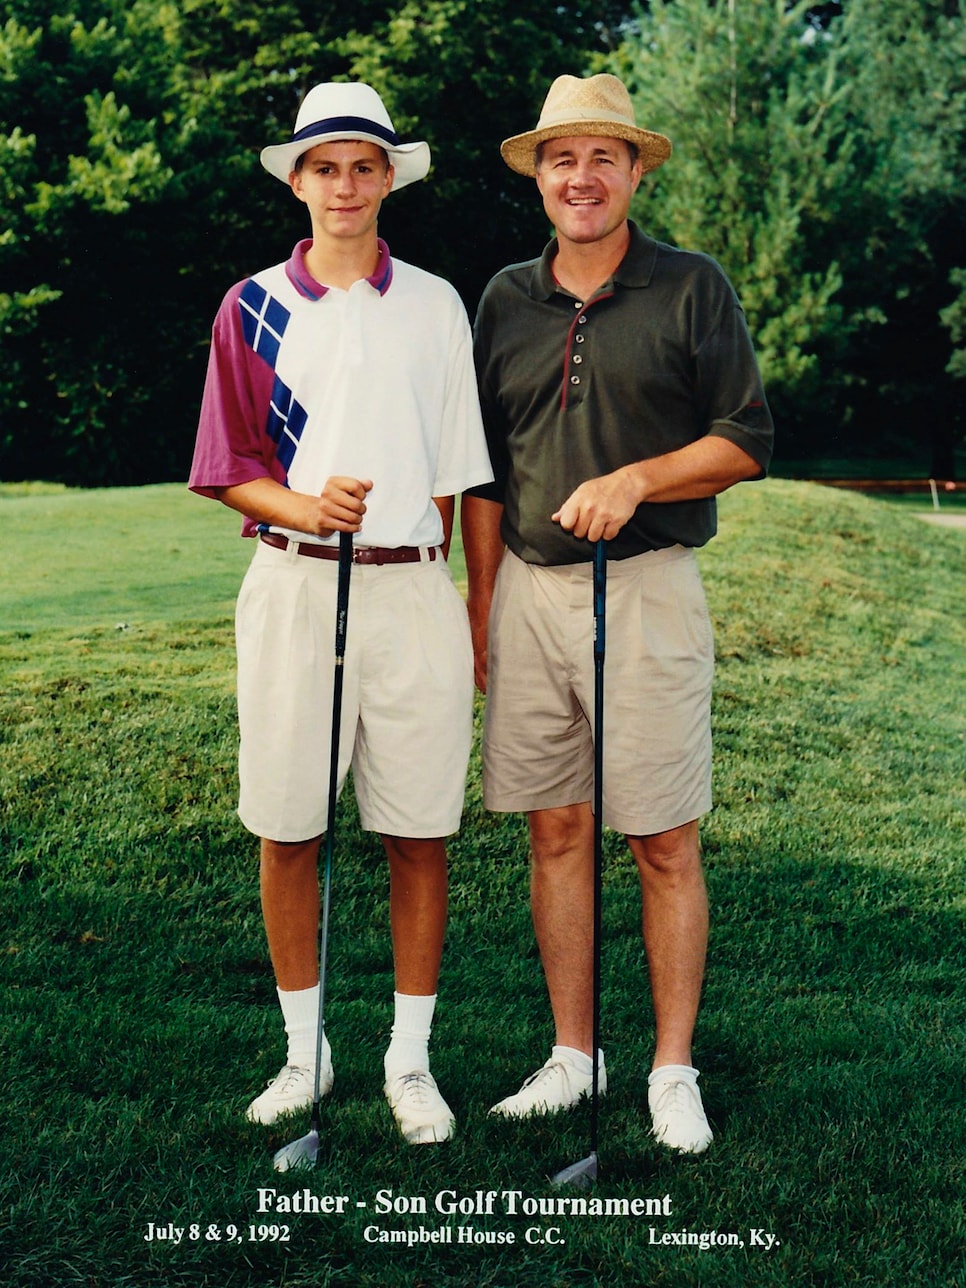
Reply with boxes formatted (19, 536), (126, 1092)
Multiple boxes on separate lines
(590, 538), (606, 1158)
(311, 529), (353, 1132)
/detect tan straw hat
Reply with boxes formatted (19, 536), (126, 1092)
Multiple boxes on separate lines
(500, 73), (671, 178)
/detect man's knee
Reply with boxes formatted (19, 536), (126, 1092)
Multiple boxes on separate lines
(629, 821), (702, 878)
(260, 835), (321, 871)
(381, 834), (447, 868)
(528, 804), (593, 866)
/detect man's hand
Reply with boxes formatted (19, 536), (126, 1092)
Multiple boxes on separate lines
(313, 476), (373, 536)
(552, 465), (641, 543)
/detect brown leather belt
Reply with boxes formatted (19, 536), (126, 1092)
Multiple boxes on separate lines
(259, 531), (438, 565)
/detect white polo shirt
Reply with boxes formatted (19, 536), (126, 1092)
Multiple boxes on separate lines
(189, 238), (493, 547)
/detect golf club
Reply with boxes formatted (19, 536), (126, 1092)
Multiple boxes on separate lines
(551, 537), (607, 1189)
(273, 529), (353, 1172)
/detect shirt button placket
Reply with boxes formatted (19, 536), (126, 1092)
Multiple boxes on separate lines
(572, 308), (588, 386)
(566, 301), (588, 394)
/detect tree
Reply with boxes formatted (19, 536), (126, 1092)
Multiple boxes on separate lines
(941, 270), (966, 381)
(1, 2), (196, 483)
(3, 0), (963, 483)
(821, 0), (966, 477)
(0, 0), (632, 484)
(608, 0), (966, 474)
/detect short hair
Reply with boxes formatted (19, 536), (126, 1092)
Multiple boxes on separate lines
(534, 137), (639, 170)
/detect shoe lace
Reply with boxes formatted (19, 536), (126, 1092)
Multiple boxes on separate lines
(397, 1072), (434, 1107)
(272, 1064), (311, 1092)
(521, 1060), (567, 1090)
(653, 1078), (695, 1115)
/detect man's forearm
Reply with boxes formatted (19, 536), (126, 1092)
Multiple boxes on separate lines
(212, 475), (371, 537)
(461, 494), (504, 597)
(213, 477), (318, 531)
(460, 493), (505, 691)
(624, 435), (762, 504)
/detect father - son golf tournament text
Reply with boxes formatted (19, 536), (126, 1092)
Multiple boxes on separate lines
(142, 1188), (781, 1253)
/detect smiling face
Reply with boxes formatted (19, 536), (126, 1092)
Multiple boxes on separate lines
(535, 135), (643, 251)
(289, 140), (394, 246)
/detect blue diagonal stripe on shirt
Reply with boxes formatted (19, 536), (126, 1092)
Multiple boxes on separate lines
(239, 280), (290, 368)
(266, 376), (308, 471)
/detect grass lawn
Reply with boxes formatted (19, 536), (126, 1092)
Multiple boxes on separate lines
(1, 479), (964, 1287)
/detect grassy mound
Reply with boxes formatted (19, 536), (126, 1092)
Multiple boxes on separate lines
(1, 480), (963, 1286)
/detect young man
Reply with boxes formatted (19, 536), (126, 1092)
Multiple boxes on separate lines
(462, 74), (774, 1153)
(190, 82), (492, 1146)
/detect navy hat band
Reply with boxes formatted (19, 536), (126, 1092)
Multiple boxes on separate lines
(290, 115), (399, 146)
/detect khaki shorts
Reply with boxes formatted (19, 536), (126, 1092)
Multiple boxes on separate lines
(235, 539), (474, 842)
(484, 546), (713, 835)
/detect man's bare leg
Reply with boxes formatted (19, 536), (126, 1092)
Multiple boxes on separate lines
(629, 819), (713, 1153)
(381, 835), (454, 1142)
(245, 835), (325, 1125)
(381, 835), (448, 995)
(488, 802), (601, 1117)
(627, 819), (707, 1070)
(528, 803), (596, 1054)
(259, 835), (322, 991)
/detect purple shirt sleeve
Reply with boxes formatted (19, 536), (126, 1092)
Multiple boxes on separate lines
(188, 281), (284, 530)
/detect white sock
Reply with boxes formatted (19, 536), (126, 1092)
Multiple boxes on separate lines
(277, 985), (331, 1070)
(384, 992), (436, 1079)
(553, 1045), (605, 1076)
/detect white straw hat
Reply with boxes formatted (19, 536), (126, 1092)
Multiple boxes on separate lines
(260, 82), (431, 188)
(501, 73), (671, 177)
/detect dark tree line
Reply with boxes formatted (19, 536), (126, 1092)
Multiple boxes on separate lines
(1, 0), (963, 485)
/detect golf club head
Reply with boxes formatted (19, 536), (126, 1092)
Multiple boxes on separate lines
(550, 1151), (598, 1189)
(272, 1128), (320, 1173)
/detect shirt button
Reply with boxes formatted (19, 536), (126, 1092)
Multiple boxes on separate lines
(573, 354), (583, 364)
(570, 375), (581, 385)
(575, 334), (585, 343)
(574, 301), (583, 309)
(578, 315), (587, 324)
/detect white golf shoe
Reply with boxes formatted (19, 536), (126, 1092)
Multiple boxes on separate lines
(489, 1051), (606, 1118)
(246, 1062), (333, 1126)
(647, 1065), (713, 1154)
(384, 1070), (455, 1144)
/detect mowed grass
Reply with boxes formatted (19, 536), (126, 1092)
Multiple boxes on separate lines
(0, 480), (963, 1287)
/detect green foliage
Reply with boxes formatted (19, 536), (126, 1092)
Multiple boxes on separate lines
(941, 266), (966, 380)
(1, 481), (964, 1285)
(0, 1), (964, 484)
(608, 0), (966, 472)
(0, 0), (630, 486)
(608, 0), (848, 401)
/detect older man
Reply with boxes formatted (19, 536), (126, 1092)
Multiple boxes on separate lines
(463, 73), (773, 1153)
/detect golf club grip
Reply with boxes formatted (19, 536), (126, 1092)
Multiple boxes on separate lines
(325, 533), (353, 820)
(335, 530), (353, 660)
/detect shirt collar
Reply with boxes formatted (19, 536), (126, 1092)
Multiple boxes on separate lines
(530, 220), (658, 301)
(285, 238), (394, 300)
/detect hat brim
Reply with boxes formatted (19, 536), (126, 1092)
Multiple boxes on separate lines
(260, 132), (431, 188)
(500, 122), (671, 178)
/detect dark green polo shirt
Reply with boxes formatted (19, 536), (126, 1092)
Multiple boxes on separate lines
(471, 221), (774, 565)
